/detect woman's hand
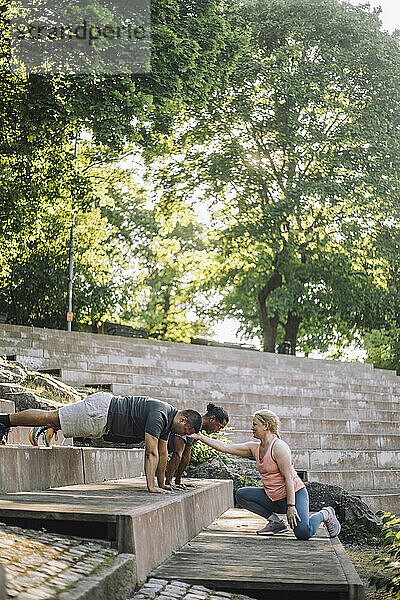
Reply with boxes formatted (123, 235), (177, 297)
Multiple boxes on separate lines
(287, 505), (301, 529)
(189, 432), (202, 440)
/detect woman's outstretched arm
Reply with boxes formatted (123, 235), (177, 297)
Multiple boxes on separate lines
(191, 432), (256, 458)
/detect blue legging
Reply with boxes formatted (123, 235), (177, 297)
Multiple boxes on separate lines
(236, 486), (324, 540)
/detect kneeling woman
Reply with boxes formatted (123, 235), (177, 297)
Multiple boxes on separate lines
(191, 409), (340, 539)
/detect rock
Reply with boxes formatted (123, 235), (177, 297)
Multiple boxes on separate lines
(23, 373), (81, 403)
(188, 455), (259, 494)
(2, 391), (61, 412)
(0, 357), (82, 411)
(306, 481), (382, 534)
(0, 359), (26, 382)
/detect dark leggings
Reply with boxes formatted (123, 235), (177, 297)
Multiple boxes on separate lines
(236, 486), (325, 540)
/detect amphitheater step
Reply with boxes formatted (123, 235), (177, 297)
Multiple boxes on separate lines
(230, 415), (400, 434)
(107, 383), (400, 410)
(0, 476), (233, 583)
(0, 445), (144, 493)
(58, 367), (400, 395)
(226, 429), (400, 450)
(228, 405), (400, 423)
(1, 324), (398, 380)
(307, 469), (400, 493)
(39, 363), (400, 392)
(292, 449), (400, 470)
(176, 395), (400, 413)
(352, 489), (400, 514)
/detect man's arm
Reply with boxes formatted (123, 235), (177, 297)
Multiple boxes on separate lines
(175, 445), (192, 485)
(144, 433), (171, 494)
(156, 438), (171, 489)
(191, 432), (255, 457)
(165, 436), (186, 485)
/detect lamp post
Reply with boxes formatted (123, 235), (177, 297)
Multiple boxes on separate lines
(67, 134), (78, 332)
(67, 213), (74, 331)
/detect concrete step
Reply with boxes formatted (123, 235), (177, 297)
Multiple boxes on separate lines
(175, 393), (400, 413)
(58, 367), (400, 396)
(292, 449), (400, 470)
(2, 324), (398, 380)
(229, 415), (400, 435)
(0, 399), (14, 413)
(227, 405), (400, 422)
(0, 446), (144, 493)
(7, 345), (387, 380)
(352, 489), (400, 514)
(0, 477), (233, 583)
(109, 383), (400, 411)
(9, 350), (400, 399)
(16, 354), (394, 389)
(226, 429), (400, 450)
(307, 469), (400, 493)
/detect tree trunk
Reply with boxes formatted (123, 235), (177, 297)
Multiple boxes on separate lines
(258, 271), (283, 352)
(284, 311), (301, 355)
(263, 312), (280, 352)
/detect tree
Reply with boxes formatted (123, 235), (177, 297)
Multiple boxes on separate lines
(362, 225), (400, 374)
(111, 198), (212, 342)
(152, 0), (400, 352)
(0, 0), (241, 328)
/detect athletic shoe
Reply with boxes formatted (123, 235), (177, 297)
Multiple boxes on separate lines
(42, 427), (57, 447)
(0, 423), (10, 445)
(322, 506), (341, 538)
(256, 521), (289, 536)
(29, 426), (45, 446)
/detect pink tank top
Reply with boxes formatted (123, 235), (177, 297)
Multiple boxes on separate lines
(256, 436), (305, 501)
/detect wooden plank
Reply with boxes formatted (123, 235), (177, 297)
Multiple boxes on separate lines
(151, 509), (364, 599)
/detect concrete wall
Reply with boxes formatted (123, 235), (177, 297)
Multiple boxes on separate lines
(0, 447), (144, 493)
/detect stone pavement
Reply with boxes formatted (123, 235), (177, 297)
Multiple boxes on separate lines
(0, 521), (119, 599)
(130, 578), (255, 600)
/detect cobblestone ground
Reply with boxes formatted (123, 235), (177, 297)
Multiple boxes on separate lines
(0, 521), (118, 600)
(130, 579), (256, 600)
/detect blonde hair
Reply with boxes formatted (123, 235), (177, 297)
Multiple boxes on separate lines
(253, 409), (280, 435)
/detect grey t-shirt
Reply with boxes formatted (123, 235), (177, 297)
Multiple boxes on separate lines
(105, 396), (178, 443)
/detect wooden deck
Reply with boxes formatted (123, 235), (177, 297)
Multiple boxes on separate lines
(151, 508), (364, 600)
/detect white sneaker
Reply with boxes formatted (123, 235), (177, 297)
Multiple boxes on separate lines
(322, 506), (341, 537)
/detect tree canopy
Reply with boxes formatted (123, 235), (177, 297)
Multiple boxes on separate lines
(1, 0), (400, 359)
(150, 0), (400, 352)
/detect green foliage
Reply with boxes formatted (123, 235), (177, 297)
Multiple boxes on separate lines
(235, 471), (263, 489)
(151, 0), (400, 353)
(188, 431), (233, 468)
(364, 328), (400, 376)
(370, 513), (400, 597)
(0, 0), (240, 335)
(115, 199), (213, 342)
(340, 521), (383, 547)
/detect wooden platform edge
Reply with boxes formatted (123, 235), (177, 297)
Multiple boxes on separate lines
(331, 537), (365, 600)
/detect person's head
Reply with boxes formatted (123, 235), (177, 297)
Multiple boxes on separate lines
(202, 403), (229, 434)
(252, 409), (280, 439)
(172, 409), (202, 435)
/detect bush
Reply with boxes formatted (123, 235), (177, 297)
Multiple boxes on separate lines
(340, 521), (383, 546)
(369, 512), (400, 597)
(188, 429), (234, 468)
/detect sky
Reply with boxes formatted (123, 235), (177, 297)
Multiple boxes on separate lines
(348, 0), (400, 32)
(213, 0), (400, 351)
